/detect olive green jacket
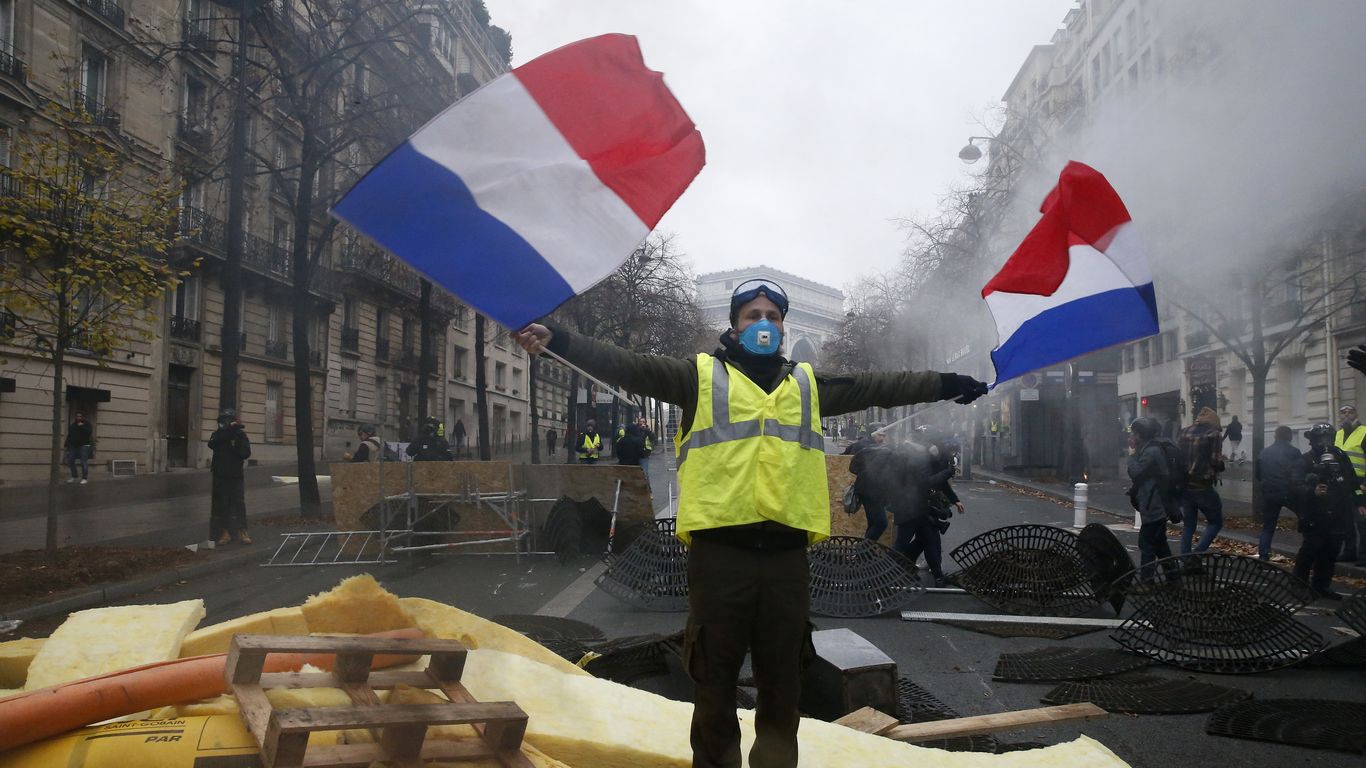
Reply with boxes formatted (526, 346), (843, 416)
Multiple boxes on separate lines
(545, 328), (946, 437)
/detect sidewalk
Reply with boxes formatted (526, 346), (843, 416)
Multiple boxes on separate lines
(974, 467), (1366, 580)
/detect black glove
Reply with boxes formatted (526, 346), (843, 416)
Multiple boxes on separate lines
(1350, 344), (1366, 375)
(939, 374), (989, 404)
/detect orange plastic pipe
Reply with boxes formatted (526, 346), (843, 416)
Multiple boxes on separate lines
(0, 627), (424, 751)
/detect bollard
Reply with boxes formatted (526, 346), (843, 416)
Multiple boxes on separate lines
(1072, 483), (1088, 528)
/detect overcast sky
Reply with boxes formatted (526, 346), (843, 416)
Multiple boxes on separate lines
(486, 0), (1075, 291)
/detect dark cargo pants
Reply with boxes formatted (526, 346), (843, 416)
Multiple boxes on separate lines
(683, 536), (813, 768)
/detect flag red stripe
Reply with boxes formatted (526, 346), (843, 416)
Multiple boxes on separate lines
(513, 34), (706, 228)
(982, 161), (1131, 298)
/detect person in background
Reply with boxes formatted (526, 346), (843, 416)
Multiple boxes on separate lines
(63, 412), (94, 485)
(208, 409), (252, 545)
(1293, 423), (1360, 600)
(576, 419), (602, 464)
(1126, 417), (1179, 582)
(1255, 426), (1300, 561)
(546, 427), (558, 457)
(635, 417), (657, 478)
(896, 427), (961, 587)
(453, 419), (467, 458)
(847, 430), (891, 541)
(1332, 404), (1366, 565)
(1225, 415), (1244, 462)
(615, 423), (647, 467)
(1177, 407), (1226, 553)
(347, 424), (383, 462)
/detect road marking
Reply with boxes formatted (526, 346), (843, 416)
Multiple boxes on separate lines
(535, 561), (607, 618)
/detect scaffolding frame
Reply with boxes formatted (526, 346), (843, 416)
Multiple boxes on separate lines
(263, 461), (565, 567)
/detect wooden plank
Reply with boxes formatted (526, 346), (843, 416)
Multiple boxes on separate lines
(260, 670), (436, 690)
(881, 703), (1108, 742)
(232, 683), (275, 745)
(333, 652), (374, 683)
(379, 723), (428, 766)
(225, 638), (267, 685)
(428, 650), (466, 682)
(832, 706), (898, 735)
(900, 611), (1127, 628)
(232, 634), (468, 656)
(272, 702), (527, 732)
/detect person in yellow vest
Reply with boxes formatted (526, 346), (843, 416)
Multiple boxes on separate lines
(1332, 403), (1366, 564)
(575, 419), (602, 464)
(512, 278), (987, 768)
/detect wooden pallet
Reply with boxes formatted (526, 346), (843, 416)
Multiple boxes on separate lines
(226, 634), (534, 768)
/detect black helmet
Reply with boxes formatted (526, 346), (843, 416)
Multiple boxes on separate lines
(218, 408), (237, 425)
(358, 423), (377, 436)
(1304, 422), (1334, 441)
(1130, 417), (1161, 441)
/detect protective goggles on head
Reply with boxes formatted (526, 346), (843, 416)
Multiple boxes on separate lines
(730, 279), (789, 317)
(1339, 405), (1357, 415)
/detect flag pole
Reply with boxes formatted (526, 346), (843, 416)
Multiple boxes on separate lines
(541, 348), (635, 403)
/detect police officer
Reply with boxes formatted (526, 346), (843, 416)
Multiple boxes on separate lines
(208, 409), (252, 545)
(512, 277), (987, 768)
(406, 417), (453, 461)
(1293, 423), (1360, 600)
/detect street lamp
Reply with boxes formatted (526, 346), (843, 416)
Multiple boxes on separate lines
(958, 135), (1027, 165)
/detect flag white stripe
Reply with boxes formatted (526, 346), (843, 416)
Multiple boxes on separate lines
(986, 243), (1146, 344)
(408, 75), (648, 293)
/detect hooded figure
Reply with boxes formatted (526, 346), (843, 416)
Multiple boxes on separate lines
(208, 409), (252, 545)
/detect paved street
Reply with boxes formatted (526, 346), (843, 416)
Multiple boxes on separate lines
(18, 449), (1361, 768)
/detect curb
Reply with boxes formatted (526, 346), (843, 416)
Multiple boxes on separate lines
(976, 469), (1366, 581)
(2, 545), (265, 622)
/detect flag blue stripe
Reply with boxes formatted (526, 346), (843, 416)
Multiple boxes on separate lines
(331, 142), (575, 330)
(991, 283), (1158, 382)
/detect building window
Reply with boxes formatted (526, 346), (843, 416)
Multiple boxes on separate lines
(495, 361), (506, 390)
(1152, 335), (1164, 365)
(1139, 340), (1150, 368)
(182, 76), (207, 126)
(0, 125), (11, 168)
(343, 296), (358, 329)
(512, 366), (522, 393)
(452, 345), (468, 379)
(339, 370), (356, 416)
(1122, 344), (1134, 373)
(265, 381), (283, 440)
(173, 275), (199, 320)
(376, 375), (388, 422)
(79, 46), (109, 112)
(267, 302), (285, 344)
(1165, 331), (1178, 360)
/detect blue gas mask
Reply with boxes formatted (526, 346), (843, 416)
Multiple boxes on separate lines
(738, 319), (783, 356)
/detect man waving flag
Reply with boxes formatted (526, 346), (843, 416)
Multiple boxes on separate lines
(982, 161), (1158, 384)
(332, 34), (705, 330)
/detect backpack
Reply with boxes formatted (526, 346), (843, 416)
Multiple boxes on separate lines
(1152, 438), (1185, 513)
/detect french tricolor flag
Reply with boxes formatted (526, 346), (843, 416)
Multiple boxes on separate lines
(332, 34), (705, 330)
(982, 161), (1159, 384)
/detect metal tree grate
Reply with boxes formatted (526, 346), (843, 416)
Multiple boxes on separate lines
(1302, 638), (1366, 668)
(581, 633), (670, 684)
(594, 518), (690, 612)
(949, 525), (1100, 616)
(807, 537), (925, 618)
(1076, 523), (1134, 614)
(1042, 673), (1250, 714)
(895, 678), (998, 754)
(1110, 553), (1324, 673)
(1206, 699), (1366, 755)
(992, 647), (1150, 682)
(491, 615), (606, 644)
(1337, 588), (1366, 636)
(936, 619), (1105, 640)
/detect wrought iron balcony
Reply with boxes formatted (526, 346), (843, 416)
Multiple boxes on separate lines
(182, 17), (212, 50)
(170, 315), (201, 342)
(336, 243), (421, 298)
(376, 338), (390, 361)
(264, 339), (288, 359)
(0, 44), (24, 80)
(341, 326), (360, 353)
(76, 0), (125, 28)
(243, 232), (291, 278)
(176, 206), (226, 250)
(74, 88), (119, 128)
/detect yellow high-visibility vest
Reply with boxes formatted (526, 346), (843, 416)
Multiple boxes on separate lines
(1336, 424), (1366, 496)
(674, 354), (829, 545)
(579, 432), (601, 459)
